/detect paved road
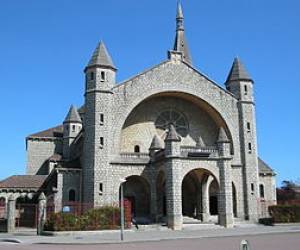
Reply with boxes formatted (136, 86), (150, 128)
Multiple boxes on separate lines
(0, 232), (299, 250)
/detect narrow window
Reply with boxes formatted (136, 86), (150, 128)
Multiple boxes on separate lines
(72, 125), (76, 132)
(248, 142), (252, 153)
(100, 71), (106, 81)
(90, 71), (94, 80)
(99, 183), (103, 195)
(259, 184), (265, 198)
(85, 75), (88, 90)
(100, 113), (104, 125)
(134, 145), (140, 153)
(0, 197), (5, 207)
(244, 85), (248, 95)
(251, 183), (254, 192)
(100, 137), (104, 149)
(247, 122), (251, 131)
(69, 189), (76, 202)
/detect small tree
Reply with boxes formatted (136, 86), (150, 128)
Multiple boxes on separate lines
(277, 180), (300, 203)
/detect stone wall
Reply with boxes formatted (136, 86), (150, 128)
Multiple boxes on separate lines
(259, 175), (276, 202)
(62, 171), (81, 203)
(111, 60), (242, 165)
(26, 139), (62, 175)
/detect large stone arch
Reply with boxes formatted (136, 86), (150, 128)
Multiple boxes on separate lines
(115, 91), (235, 155)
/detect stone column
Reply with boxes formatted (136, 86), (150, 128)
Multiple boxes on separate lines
(164, 124), (182, 230)
(217, 128), (233, 228)
(202, 175), (214, 222)
(195, 183), (202, 220)
(165, 159), (182, 230)
(37, 192), (47, 235)
(54, 171), (63, 212)
(150, 178), (158, 222)
(218, 159), (233, 227)
(7, 194), (16, 233)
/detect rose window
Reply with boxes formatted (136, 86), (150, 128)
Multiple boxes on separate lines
(155, 109), (188, 137)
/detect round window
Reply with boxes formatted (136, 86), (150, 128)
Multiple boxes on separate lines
(155, 109), (188, 137)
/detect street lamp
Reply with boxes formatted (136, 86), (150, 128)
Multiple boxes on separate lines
(240, 240), (250, 250)
(120, 178), (126, 241)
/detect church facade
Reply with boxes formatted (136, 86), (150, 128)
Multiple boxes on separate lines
(0, 4), (276, 230)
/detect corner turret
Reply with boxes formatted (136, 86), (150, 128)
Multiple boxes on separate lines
(84, 41), (117, 92)
(63, 105), (82, 159)
(225, 57), (253, 102)
(164, 124), (181, 157)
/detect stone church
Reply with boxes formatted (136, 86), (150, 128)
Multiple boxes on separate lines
(0, 3), (276, 229)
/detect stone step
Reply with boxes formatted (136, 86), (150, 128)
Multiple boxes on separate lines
(182, 216), (218, 225)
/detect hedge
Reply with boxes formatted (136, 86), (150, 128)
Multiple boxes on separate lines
(269, 205), (300, 223)
(44, 206), (123, 231)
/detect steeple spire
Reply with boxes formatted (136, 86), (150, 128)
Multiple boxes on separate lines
(173, 2), (192, 65)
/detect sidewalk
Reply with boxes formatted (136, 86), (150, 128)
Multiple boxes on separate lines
(1, 223), (300, 245)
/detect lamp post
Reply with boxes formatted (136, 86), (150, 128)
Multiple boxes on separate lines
(240, 240), (250, 250)
(120, 178), (126, 241)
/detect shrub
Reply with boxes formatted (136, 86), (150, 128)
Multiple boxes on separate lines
(44, 212), (80, 231)
(269, 205), (300, 223)
(44, 206), (122, 231)
(258, 217), (274, 226)
(81, 206), (120, 230)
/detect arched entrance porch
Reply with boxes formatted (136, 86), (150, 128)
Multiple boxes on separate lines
(181, 168), (219, 223)
(122, 175), (151, 222)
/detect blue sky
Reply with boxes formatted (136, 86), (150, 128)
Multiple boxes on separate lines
(0, 0), (299, 186)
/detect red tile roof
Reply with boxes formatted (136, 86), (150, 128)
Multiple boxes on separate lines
(27, 125), (63, 139)
(0, 175), (47, 189)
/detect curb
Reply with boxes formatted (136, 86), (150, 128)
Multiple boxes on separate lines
(0, 238), (22, 244)
(32, 228), (300, 245)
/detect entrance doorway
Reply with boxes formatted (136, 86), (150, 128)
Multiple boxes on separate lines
(122, 175), (151, 219)
(181, 168), (219, 221)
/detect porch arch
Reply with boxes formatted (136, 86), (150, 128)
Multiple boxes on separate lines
(181, 168), (219, 222)
(122, 175), (151, 218)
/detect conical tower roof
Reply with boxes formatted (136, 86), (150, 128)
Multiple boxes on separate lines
(64, 105), (82, 124)
(149, 135), (164, 150)
(217, 127), (230, 143)
(165, 124), (181, 141)
(86, 41), (116, 70)
(196, 135), (206, 147)
(225, 57), (252, 84)
(173, 2), (192, 65)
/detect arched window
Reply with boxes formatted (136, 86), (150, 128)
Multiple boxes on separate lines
(134, 145), (140, 153)
(90, 71), (94, 80)
(0, 198), (5, 207)
(0, 197), (5, 219)
(155, 109), (188, 137)
(259, 184), (265, 198)
(68, 189), (76, 202)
